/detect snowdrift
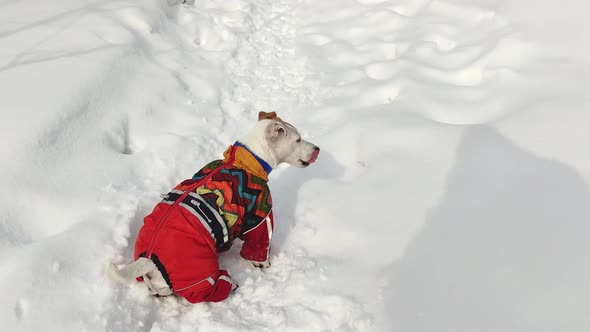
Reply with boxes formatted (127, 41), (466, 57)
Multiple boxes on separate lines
(1, 0), (589, 331)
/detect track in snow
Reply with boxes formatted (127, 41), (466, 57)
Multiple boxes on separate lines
(106, 1), (368, 331)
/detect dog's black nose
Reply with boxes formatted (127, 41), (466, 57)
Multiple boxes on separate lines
(313, 146), (320, 152)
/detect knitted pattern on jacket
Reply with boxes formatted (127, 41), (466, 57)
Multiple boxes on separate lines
(191, 144), (273, 246)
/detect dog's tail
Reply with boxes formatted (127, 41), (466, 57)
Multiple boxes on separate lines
(107, 258), (173, 296)
(106, 257), (157, 283)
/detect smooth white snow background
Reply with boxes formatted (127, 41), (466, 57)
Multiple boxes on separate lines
(1, 0), (589, 331)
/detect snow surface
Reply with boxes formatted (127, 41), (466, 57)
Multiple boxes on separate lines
(1, 0), (589, 331)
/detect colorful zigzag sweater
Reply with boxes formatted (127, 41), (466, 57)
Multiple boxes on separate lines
(191, 143), (274, 262)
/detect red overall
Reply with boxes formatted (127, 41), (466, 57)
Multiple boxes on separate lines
(134, 145), (274, 303)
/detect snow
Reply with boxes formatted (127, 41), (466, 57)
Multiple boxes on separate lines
(1, 0), (589, 331)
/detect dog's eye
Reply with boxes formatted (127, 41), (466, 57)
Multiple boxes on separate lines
(296, 138), (301, 143)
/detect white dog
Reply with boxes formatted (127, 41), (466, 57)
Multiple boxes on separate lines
(109, 112), (320, 303)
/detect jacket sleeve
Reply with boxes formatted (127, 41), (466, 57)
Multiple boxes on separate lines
(239, 211), (274, 263)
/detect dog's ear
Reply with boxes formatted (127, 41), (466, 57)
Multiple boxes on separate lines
(267, 122), (287, 140)
(258, 111), (277, 121)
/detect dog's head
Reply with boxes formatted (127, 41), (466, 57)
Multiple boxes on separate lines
(260, 111), (320, 168)
(242, 112), (320, 168)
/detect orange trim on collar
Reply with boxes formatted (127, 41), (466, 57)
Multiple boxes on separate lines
(222, 145), (270, 182)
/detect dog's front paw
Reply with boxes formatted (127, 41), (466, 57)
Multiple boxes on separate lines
(250, 260), (271, 268)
